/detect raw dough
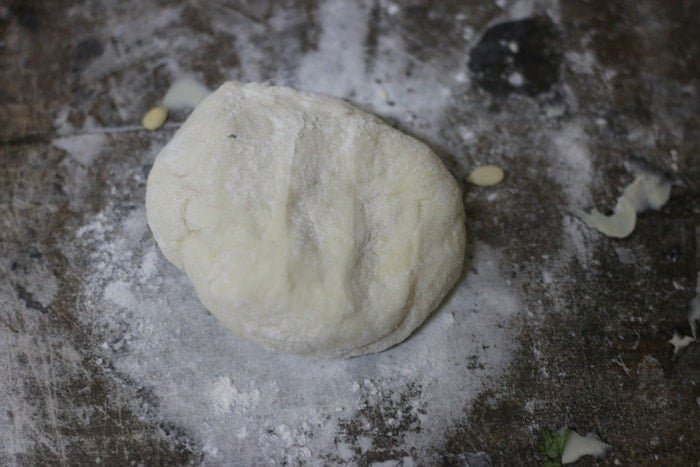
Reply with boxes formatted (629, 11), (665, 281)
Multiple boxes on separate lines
(467, 164), (504, 186)
(582, 173), (670, 238)
(146, 82), (466, 358)
(142, 106), (169, 131)
(561, 431), (611, 464)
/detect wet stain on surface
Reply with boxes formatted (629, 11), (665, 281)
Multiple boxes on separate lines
(469, 16), (563, 97)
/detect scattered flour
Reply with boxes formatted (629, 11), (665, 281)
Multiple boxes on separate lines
(70, 197), (523, 463)
(296, 0), (370, 98)
(53, 133), (109, 210)
(295, 0), (454, 142)
(52, 134), (106, 166)
(545, 123), (597, 270)
(7, 0), (696, 463)
(8, 260), (59, 310)
(210, 377), (261, 416)
(549, 123), (594, 210)
(48, 0), (535, 459)
(0, 265), (84, 462)
(36, 0), (604, 463)
(384, 2), (400, 16)
(507, 71), (525, 87)
(566, 50), (597, 75)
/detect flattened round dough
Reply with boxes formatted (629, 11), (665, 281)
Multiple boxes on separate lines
(146, 82), (466, 358)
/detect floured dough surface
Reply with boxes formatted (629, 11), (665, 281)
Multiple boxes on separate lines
(146, 82), (466, 358)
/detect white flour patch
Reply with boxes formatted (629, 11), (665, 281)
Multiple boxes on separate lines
(210, 376), (261, 416)
(549, 123), (593, 210)
(295, 0), (453, 142)
(139, 247), (160, 282)
(50, 0), (566, 462)
(0, 275), (84, 463)
(3, 0), (691, 463)
(52, 134), (106, 166)
(296, 0), (370, 98)
(508, 71), (525, 87)
(566, 50), (597, 75)
(0, 291), (33, 460)
(104, 281), (138, 310)
(68, 196), (524, 463)
(9, 260), (59, 310)
(561, 215), (594, 268)
(53, 133), (109, 211)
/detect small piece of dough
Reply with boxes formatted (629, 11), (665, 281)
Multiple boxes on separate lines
(668, 331), (694, 355)
(146, 82), (466, 358)
(582, 198), (636, 238)
(468, 165), (504, 186)
(142, 106), (169, 131)
(163, 76), (211, 109)
(582, 174), (670, 239)
(561, 431), (611, 464)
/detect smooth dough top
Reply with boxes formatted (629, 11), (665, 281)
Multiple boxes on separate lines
(146, 81), (466, 358)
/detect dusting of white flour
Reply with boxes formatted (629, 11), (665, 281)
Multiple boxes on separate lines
(74, 199), (522, 463)
(40, 0), (602, 463)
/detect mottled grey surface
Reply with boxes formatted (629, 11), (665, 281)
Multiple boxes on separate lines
(1, 0), (699, 465)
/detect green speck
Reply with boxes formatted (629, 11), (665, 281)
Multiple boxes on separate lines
(537, 428), (569, 466)
(228, 133), (237, 139)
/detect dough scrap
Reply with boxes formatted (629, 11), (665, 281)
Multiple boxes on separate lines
(142, 106), (169, 131)
(467, 165), (504, 186)
(561, 431), (611, 464)
(582, 173), (670, 239)
(146, 82), (466, 358)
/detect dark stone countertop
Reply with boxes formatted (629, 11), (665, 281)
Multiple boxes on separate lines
(1, 1), (698, 465)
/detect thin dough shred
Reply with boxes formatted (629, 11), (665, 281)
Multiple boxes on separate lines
(582, 174), (670, 239)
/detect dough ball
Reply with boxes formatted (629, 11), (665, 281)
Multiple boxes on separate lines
(146, 82), (466, 358)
